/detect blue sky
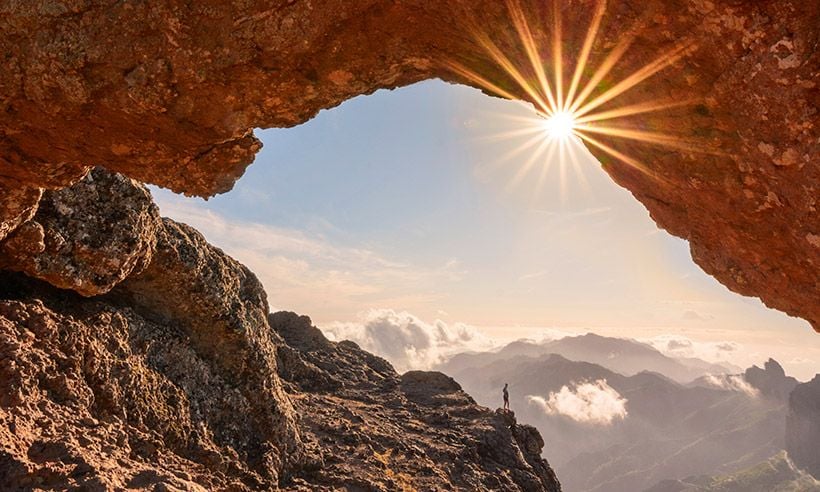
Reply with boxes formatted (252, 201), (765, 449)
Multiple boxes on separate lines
(152, 80), (817, 379)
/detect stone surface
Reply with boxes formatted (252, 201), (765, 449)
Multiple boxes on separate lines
(786, 375), (820, 479)
(0, 211), (305, 488)
(0, 168), (160, 296)
(0, 184), (41, 243)
(114, 218), (303, 478)
(0, 0), (817, 330)
(271, 311), (562, 491)
(0, 273), (284, 490)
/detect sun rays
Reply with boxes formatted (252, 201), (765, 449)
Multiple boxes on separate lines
(446, 0), (704, 196)
(542, 110), (577, 139)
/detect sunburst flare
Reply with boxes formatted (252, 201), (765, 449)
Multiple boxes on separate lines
(447, 0), (708, 195)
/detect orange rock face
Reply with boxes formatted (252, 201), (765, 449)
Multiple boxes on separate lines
(0, 2), (817, 325)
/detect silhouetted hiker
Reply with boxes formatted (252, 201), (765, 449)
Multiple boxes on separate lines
(503, 383), (510, 410)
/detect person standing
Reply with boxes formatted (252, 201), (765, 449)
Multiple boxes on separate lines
(503, 383), (510, 410)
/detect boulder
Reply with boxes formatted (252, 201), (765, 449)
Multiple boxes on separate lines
(0, 168), (160, 296)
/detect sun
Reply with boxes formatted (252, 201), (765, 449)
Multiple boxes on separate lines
(446, 0), (704, 193)
(542, 110), (577, 140)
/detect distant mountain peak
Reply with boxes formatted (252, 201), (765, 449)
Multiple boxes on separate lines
(764, 358), (787, 378)
(744, 358), (799, 400)
(437, 332), (738, 385)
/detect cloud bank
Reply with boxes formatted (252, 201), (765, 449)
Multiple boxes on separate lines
(322, 309), (496, 372)
(701, 374), (759, 397)
(527, 379), (628, 425)
(644, 334), (740, 364)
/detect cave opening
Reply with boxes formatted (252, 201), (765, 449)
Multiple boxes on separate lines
(150, 80), (815, 380)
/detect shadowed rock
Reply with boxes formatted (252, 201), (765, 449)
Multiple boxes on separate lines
(0, 210), (304, 487)
(744, 358), (799, 400)
(0, 272), (287, 490)
(787, 375), (820, 478)
(114, 218), (303, 477)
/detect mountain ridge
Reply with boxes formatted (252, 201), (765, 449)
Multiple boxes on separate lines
(438, 344), (794, 492)
(436, 333), (739, 385)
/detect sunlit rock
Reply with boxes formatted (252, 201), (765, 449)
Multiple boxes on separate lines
(0, 0), (816, 329)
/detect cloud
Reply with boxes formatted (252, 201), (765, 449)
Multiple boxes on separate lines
(518, 269), (552, 282)
(667, 338), (693, 350)
(682, 309), (714, 321)
(644, 335), (741, 363)
(701, 374), (759, 397)
(152, 196), (463, 320)
(526, 379), (628, 425)
(322, 309), (497, 372)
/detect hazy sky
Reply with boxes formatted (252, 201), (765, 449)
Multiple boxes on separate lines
(152, 80), (818, 380)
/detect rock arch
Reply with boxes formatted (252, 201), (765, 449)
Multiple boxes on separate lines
(1, 0), (818, 329)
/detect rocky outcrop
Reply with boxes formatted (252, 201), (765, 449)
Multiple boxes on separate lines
(272, 311), (562, 491)
(744, 358), (799, 400)
(113, 217), (304, 480)
(0, 274), (562, 491)
(0, 274), (288, 490)
(0, 216), (302, 490)
(0, 169), (160, 296)
(0, 0), (818, 330)
(786, 375), (820, 479)
(0, 169), (302, 487)
(0, 174), (560, 489)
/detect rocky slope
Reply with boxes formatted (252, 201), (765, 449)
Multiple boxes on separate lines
(0, 0), (817, 331)
(0, 168), (561, 490)
(436, 334), (738, 384)
(272, 311), (560, 490)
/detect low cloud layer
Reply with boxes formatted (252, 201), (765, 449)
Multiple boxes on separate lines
(527, 379), (628, 425)
(644, 334), (740, 364)
(322, 309), (497, 372)
(701, 374), (759, 397)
